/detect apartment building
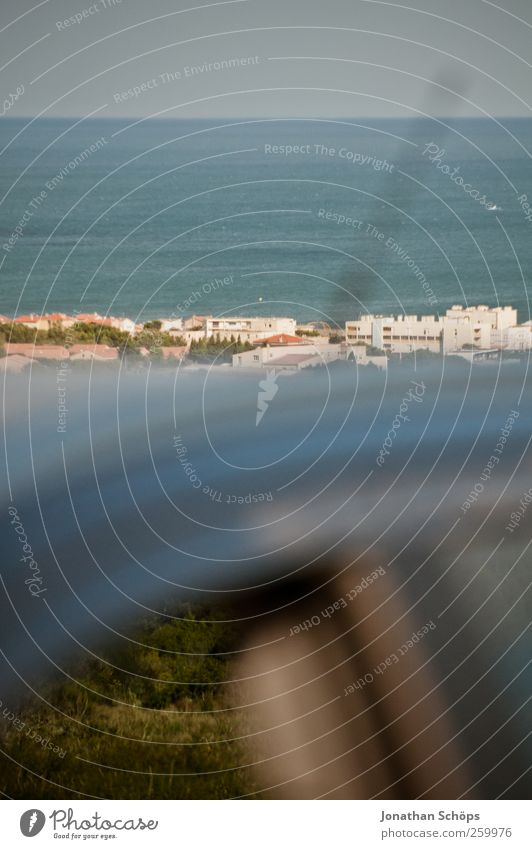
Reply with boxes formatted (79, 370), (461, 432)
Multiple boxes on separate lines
(506, 322), (532, 350)
(346, 306), (521, 354)
(204, 315), (296, 342)
(346, 314), (442, 353)
(442, 305), (517, 352)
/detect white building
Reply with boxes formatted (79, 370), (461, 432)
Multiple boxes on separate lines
(232, 342), (386, 371)
(157, 317), (184, 333)
(442, 305), (517, 352)
(233, 342), (345, 370)
(506, 322), (532, 350)
(346, 306), (521, 354)
(346, 347), (388, 369)
(346, 314), (442, 353)
(110, 316), (137, 334)
(76, 313), (137, 334)
(205, 315), (296, 343)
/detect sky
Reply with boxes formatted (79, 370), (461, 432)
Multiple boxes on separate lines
(1, 0), (531, 119)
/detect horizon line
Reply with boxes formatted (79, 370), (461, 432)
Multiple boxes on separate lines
(3, 114), (532, 122)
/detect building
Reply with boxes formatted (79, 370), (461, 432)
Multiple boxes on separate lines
(257, 352), (325, 371)
(11, 313), (77, 331)
(346, 347), (388, 369)
(447, 349), (501, 364)
(346, 314), (442, 353)
(183, 315), (208, 330)
(233, 341), (387, 371)
(44, 313), (77, 328)
(1, 343), (120, 362)
(346, 306), (521, 355)
(76, 313), (137, 333)
(160, 346), (188, 360)
(503, 322), (532, 351)
(296, 321), (332, 338)
(445, 304), (517, 330)
(253, 333), (308, 346)
(234, 341), (341, 369)
(442, 305), (517, 352)
(68, 344), (119, 361)
(157, 317), (184, 333)
(13, 314), (49, 331)
(204, 315), (297, 343)
(3, 343), (69, 360)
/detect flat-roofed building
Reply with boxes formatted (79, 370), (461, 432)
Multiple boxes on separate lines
(205, 315), (296, 343)
(506, 322), (532, 350)
(442, 305), (518, 352)
(346, 314), (442, 353)
(445, 304), (517, 329)
(233, 342), (345, 369)
(346, 306), (521, 354)
(157, 318), (184, 333)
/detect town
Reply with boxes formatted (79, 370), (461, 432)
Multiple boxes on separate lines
(0, 304), (530, 374)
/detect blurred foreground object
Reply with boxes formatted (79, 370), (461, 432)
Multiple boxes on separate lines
(1, 360), (531, 798)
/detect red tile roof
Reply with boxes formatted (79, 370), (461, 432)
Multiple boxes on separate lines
(253, 333), (306, 346)
(4, 344), (68, 359)
(69, 344), (118, 359)
(160, 346), (187, 358)
(75, 313), (113, 326)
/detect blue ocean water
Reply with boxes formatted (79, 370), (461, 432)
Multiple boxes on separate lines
(0, 116), (531, 326)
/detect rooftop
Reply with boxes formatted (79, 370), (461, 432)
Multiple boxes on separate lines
(267, 353), (318, 366)
(254, 333), (307, 346)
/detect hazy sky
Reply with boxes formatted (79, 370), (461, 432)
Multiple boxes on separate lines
(2, 0), (531, 119)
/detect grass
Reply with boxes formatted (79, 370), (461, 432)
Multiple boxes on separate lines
(0, 604), (259, 799)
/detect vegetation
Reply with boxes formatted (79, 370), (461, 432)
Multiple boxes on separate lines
(328, 333), (345, 344)
(134, 328), (187, 349)
(0, 604), (257, 800)
(0, 322), (187, 356)
(188, 335), (254, 364)
(391, 348), (441, 362)
(295, 329), (321, 337)
(0, 322), (50, 344)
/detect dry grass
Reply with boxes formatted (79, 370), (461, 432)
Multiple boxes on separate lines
(0, 605), (259, 799)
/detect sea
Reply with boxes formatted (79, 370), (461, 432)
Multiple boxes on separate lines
(1, 116), (531, 327)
